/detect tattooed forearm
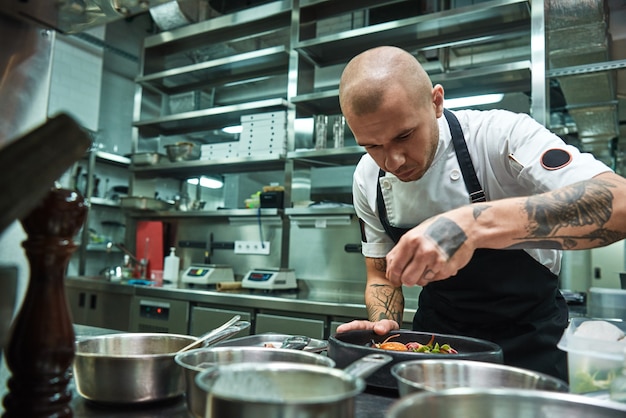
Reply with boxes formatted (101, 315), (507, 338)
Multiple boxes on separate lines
(373, 257), (387, 273)
(425, 217), (466, 259)
(367, 283), (404, 323)
(518, 179), (626, 248)
(526, 180), (613, 237)
(472, 204), (490, 219)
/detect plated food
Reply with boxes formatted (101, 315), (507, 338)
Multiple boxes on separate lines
(374, 334), (458, 354)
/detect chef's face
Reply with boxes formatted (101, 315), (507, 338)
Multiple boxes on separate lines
(347, 84), (444, 182)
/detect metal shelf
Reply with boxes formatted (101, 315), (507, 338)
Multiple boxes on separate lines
(288, 146), (365, 167)
(128, 208), (281, 219)
(137, 46), (291, 94)
(142, 0), (293, 64)
(294, 0), (530, 67)
(290, 60), (531, 116)
(134, 98), (293, 137)
(131, 154), (287, 178)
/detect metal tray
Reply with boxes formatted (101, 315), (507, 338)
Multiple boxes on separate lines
(213, 333), (328, 353)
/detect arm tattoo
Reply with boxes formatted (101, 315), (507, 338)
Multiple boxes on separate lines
(520, 178), (625, 249)
(425, 217), (467, 259)
(373, 257), (387, 273)
(472, 204), (490, 219)
(367, 283), (404, 323)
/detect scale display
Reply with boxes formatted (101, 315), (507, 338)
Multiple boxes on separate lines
(181, 264), (234, 285)
(241, 268), (297, 290)
(247, 272), (273, 282)
(187, 268), (210, 277)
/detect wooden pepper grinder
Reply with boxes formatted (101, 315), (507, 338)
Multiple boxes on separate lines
(3, 186), (87, 418)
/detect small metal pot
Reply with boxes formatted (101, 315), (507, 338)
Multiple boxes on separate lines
(176, 346), (336, 418)
(386, 388), (626, 418)
(391, 359), (569, 397)
(195, 353), (392, 418)
(74, 333), (196, 403)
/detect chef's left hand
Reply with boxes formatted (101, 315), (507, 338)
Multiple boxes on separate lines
(385, 211), (476, 287)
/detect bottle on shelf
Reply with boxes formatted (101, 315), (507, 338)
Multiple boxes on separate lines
(163, 247), (180, 286)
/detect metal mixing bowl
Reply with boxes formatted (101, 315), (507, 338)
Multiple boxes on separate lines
(164, 142), (195, 162)
(391, 359), (569, 396)
(386, 388), (626, 418)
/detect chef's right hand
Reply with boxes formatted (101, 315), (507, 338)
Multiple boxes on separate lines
(335, 319), (399, 335)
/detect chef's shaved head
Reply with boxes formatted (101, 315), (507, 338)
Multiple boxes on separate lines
(339, 46), (433, 117)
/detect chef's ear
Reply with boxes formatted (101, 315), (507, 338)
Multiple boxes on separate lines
(432, 84), (444, 117)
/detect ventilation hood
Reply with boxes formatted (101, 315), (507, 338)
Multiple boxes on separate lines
(0, 0), (173, 33)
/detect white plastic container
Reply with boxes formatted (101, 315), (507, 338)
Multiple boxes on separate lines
(557, 317), (626, 393)
(163, 247), (180, 284)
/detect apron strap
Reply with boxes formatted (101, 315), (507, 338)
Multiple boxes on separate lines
(376, 169), (405, 243)
(444, 109), (486, 203)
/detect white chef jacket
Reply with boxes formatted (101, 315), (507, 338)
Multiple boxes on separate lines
(353, 109), (612, 275)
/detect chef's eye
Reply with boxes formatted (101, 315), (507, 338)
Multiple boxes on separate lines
(397, 130), (413, 140)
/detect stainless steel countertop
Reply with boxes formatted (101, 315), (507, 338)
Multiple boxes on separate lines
(65, 276), (419, 320)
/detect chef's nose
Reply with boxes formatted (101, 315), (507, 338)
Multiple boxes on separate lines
(384, 147), (405, 172)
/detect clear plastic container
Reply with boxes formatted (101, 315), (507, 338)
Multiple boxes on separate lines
(557, 317), (626, 393)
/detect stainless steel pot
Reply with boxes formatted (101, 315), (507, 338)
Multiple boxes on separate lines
(74, 333), (196, 403)
(195, 353), (392, 418)
(391, 359), (569, 397)
(385, 388), (626, 418)
(176, 346), (336, 418)
(73, 321), (248, 404)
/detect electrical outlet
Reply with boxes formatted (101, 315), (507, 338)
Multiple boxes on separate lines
(234, 240), (271, 255)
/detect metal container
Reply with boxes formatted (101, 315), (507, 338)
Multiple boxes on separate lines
(214, 332), (328, 353)
(386, 388), (626, 418)
(73, 333), (197, 403)
(165, 141), (197, 162)
(175, 346), (336, 417)
(328, 330), (503, 390)
(131, 152), (164, 166)
(120, 196), (174, 211)
(391, 359), (569, 397)
(195, 353), (392, 418)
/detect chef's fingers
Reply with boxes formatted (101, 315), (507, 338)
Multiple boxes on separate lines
(335, 319), (398, 334)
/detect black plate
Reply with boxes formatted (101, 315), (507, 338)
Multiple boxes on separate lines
(328, 330), (503, 390)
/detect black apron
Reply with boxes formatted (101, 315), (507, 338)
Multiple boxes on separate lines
(375, 109), (568, 380)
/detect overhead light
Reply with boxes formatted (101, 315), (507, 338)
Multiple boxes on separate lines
(187, 177), (223, 189)
(445, 94), (504, 109)
(222, 125), (243, 134)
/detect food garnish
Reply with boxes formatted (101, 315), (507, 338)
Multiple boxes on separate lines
(373, 334), (458, 354)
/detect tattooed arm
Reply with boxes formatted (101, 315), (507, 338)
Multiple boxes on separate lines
(385, 172), (626, 287)
(335, 256), (404, 335)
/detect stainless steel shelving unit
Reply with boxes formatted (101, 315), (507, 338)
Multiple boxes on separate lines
(126, 0), (542, 273)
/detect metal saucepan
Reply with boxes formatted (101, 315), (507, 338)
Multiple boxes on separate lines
(391, 359), (569, 397)
(176, 346), (336, 418)
(195, 353), (392, 418)
(73, 320), (249, 403)
(214, 332), (328, 353)
(385, 388), (626, 418)
(328, 330), (503, 390)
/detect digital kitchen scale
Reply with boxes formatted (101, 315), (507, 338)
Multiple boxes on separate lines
(181, 264), (234, 286)
(241, 268), (297, 290)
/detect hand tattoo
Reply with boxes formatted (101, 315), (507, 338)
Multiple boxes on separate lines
(425, 217), (467, 259)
